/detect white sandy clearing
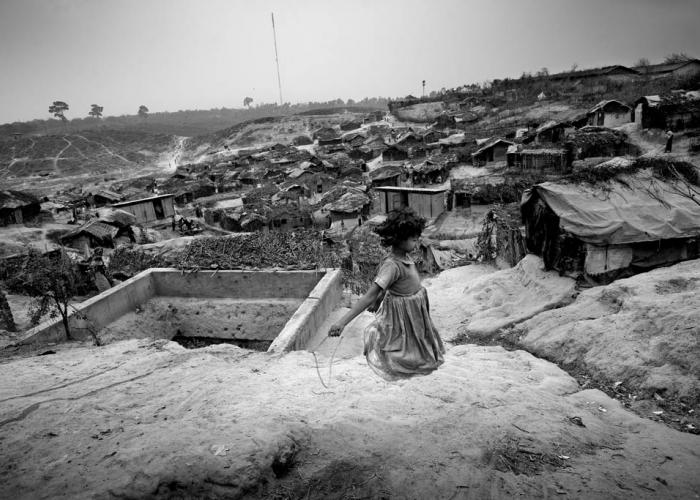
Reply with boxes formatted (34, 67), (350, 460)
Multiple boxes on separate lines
(515, 258), (700, 405)
(1, 257), (699, 498)
(456, 255), (577, 337)
(1, 339), (699, 499)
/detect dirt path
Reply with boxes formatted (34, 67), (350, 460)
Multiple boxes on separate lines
(74, 134), (133, 164)
(156, 136), (188, 172)
(52, 137), (74, 174)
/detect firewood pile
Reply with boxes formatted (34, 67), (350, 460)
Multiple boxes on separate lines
(108, 231), (343, 278)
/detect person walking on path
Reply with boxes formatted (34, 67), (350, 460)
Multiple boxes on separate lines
(665, 129), (674, 153)
(328, 208), (445, 380)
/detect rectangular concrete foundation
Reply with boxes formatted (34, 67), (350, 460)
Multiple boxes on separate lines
(17, 268), (343, 352)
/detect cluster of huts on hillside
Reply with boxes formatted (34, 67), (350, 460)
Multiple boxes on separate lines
(4, 84), (700, 283)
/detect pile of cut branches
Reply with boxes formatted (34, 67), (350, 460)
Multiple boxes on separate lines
(174, 230), (336, 271)
(107, 231), (343, 279)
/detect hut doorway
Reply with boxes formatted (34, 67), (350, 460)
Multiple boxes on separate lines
(153, 199), (165, 220)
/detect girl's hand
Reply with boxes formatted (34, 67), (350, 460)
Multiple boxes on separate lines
(328, 323), (344, 337)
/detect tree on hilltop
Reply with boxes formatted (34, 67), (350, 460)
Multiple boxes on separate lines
(88, 104), (103, 118)
(664, 52), (692, 63)
(138, 105), (149, 119)
(634, 57), (651, 68)
(49, 101), (69, 122)
(243, 97), (253, 108)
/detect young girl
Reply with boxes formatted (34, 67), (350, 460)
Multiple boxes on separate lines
(328, 208), (445, 380)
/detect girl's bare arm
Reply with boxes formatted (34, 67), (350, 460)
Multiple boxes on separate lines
(328, 283), (383, 336)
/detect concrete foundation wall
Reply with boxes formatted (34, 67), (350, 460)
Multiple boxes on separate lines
(269, 269), (343, 353)
(17, 268), (341, 351)
(152, 269), (323, 299)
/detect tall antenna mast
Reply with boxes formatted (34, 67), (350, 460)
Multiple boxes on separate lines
(271, 12), (283, 105)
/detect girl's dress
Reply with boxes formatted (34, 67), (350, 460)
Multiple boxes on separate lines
(364, 255), (445, 381)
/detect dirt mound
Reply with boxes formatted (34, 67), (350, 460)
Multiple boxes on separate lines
(458, 255), (577, 337)
(515, 258), (700, 407)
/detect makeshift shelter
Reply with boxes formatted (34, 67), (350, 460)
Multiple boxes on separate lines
(90, 190), (123, 207)
(95, 208), (137, 227)
(587, 100), (632, 128)
(240, 213), (268, 232)
(370, 164), (405, 187)
(60, 220), (121, 253)
(268, 206), (312, 232)
(531, 120), (568, 144)
(0, 190), (41, 226)
(325, 190), (370, 227)
(506, 147), (571, 173)
(314, 127), (342, 146)
(292, 135), (313, 146)
(568, 126), (636, 159)
(111, 194), (175, 224)
(471, 138), (514, 166)
(634, 59), (700, 79)
(633, 92), (700, 131)
(409, 158), (449, 185)
(382, 145), (409, 162)
(521, 175), (700, 282)
(548, 64), (639, 83)
(375, 186), (447, 220)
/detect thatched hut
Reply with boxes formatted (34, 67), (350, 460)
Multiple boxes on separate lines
(0, 190), (40, 226)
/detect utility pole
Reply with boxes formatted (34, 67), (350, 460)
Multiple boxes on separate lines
(271, 12), (283, 106)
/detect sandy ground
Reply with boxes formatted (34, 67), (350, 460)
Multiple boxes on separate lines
(1, 260), (699, 498)
(514, 259), (700, 414)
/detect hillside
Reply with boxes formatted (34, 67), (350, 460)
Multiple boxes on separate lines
(0, 103), (387, 138)
(0, 129), (182, 194)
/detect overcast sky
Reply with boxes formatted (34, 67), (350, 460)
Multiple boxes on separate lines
(1, 0), (699, 124)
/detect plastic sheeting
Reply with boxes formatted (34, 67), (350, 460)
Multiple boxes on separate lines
(521, 175), (700, 245)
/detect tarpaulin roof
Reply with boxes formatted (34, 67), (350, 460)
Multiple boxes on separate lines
(522, 175), (700, 245)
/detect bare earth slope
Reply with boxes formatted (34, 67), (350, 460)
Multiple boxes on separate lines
(515, 259), (700, 406)
(1, 261), (699, 498)
(0, 130), (180, 193)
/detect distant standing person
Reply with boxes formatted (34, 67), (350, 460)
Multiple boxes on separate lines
(665, 129), (674, 153)
(328, 208), (444, 380)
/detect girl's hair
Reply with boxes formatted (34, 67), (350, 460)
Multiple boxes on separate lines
(374, 208), (426, 247)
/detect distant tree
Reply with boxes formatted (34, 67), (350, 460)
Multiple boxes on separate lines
(570, 63), (579, 72)
(7, 249), (90, 341)
(243, 96), (253, 108)
(48, 101), (69, 122)
(347, 98), (356, 105)
(634, 57), (651, 67)
(537, 67), (549, 78)
(664, 52), (692, 63)
(88, 104), (103, 118)
(138, 105), (149, 119)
